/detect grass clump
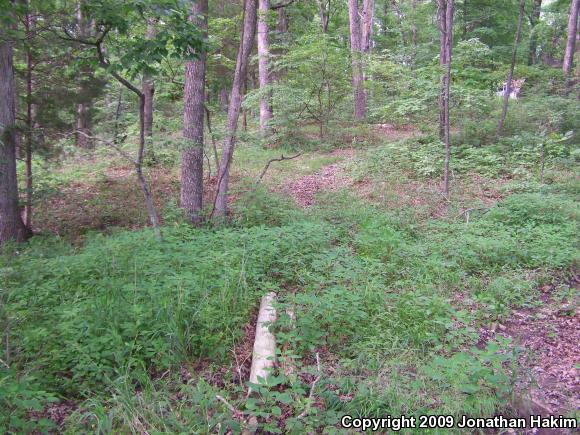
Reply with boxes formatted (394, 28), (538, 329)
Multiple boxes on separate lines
(1, 221), (334, 398)
(2, 146), (578, 433)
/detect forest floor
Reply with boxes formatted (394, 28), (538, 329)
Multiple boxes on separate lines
(272, 140), (580, 420)
(5, 124), (579, 433)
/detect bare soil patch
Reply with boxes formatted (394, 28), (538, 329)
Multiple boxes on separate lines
(32, 165), (244, 238)
(504, 288), (579, 416)
(281, 148), (356, 207)
(356, 173), (510, 220)
(284, 163), (353, 207)
(371, 123), (421, 141)
(477, 273), (579, 423)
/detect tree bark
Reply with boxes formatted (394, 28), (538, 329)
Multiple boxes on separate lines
(348, 0), (367, 120)
(391, 0), (408, 47)
(528, 0), (542, 65)
(76, 104), (91, 148)
(411, 0), (418, 58)
(136, 95), (162, 240)
(272, 4), (289, 91)
(143, 19), (156, 138)
(438, 0), (454, 196)
(0, 23), (29, 244)
(181, 0), (208, 224)
(243, 75), (249, 131)
(437, 0), (448, 140)
(462, 0), (467, 39)
(381, 0), (388, 36)
(277, 6), (289, 33)
(563, 0), (579, 85)
(219, 86), (229, 112)
(249, 292), (277, 386)
(316, 0), (330, 33)
(75, 1), (92, 148)
(577, 26), (580, 96)
(214, 0), (258, 216)
(496, 0), (525, 138)
(258, 0), (273, 134)
(24, 1), (34, 229)
(361, 0), (375, 54)
(93, 36), (162, 239)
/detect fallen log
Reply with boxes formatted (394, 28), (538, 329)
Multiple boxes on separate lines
(249, 292), (278, 386)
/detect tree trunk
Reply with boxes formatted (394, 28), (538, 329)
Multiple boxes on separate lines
(277, 7), (289, 34)
(496, 0), (525, 138)
(563, 0), (579, 86)
(381, 0), (388, 36)
(215, 0), (258, 216)
(76, 104), (91, 148)
(392, 0), (408, 47)
(528, 0), (542, 65)
(272, 6), (289, 86)
(75, 1), (92, 148)
(438, 0), (454, 196)
(143, 19), (156, 138)
(83, 35), (162, 239)
(462, 0), (467, 39)
(249, 292), (277, 385)
(137, 95), (161, 240)
(258, 0), (273, 134)
(0, 26), (29, 245)
(577, 27), (580, 97)
(361, 0), (375, 54)
(437, 0), (448, 140)
(411, 0), (418, 58)
(219, 86), (229, 112)
(24, 2), (34, 229)
(243, 76), (249, 132)
(181, 0), (208, 224)
(348, 0), (367, 120)
(316, 0), (329, 33)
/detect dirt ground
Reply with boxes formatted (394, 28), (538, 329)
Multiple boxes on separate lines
(281, 148), (579, 427)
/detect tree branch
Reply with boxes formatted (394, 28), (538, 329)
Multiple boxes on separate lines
(63, 131), (137, 165)
(255, 153), (302, 184)
(297, 352), (321, 419)
(271, 0), (297, 10)
(204, 104), (220, 171)
(95, 38), (144, 98)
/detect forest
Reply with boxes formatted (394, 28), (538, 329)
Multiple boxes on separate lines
(0, 0), (579, 433)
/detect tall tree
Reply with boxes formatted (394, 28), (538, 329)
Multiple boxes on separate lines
(215, 0), (258, 216)
(411, 0), (418, 58)
(94, 34), (162, 239)
(277, 6), (288, 34)
(75, 1), (92, 148)
(0, 15), (29, 244)
(563, 0), (579, 82)
(143, 19), (156, 139)
(59, 1), (203, 239)
(380, 0), (388, 36)
(437, 0), (454, 196)
(316, 0), (330, 33)
(462, 0), (467, 39)
(496, 0), (525, 138)
(257, 0), (273, 133)
(528, 0), (542, 65)
(437, 0), (451, 140)
(361, 0), (375, 54)
(348, 0), (367, 120)
(24, 0), (34, 228)
(181, 0), (208, 223)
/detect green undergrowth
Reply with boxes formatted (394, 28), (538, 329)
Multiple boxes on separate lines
(1, 176), (578, 433)
(1, 220), (335, 431)
(349, 133), (579, 181)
